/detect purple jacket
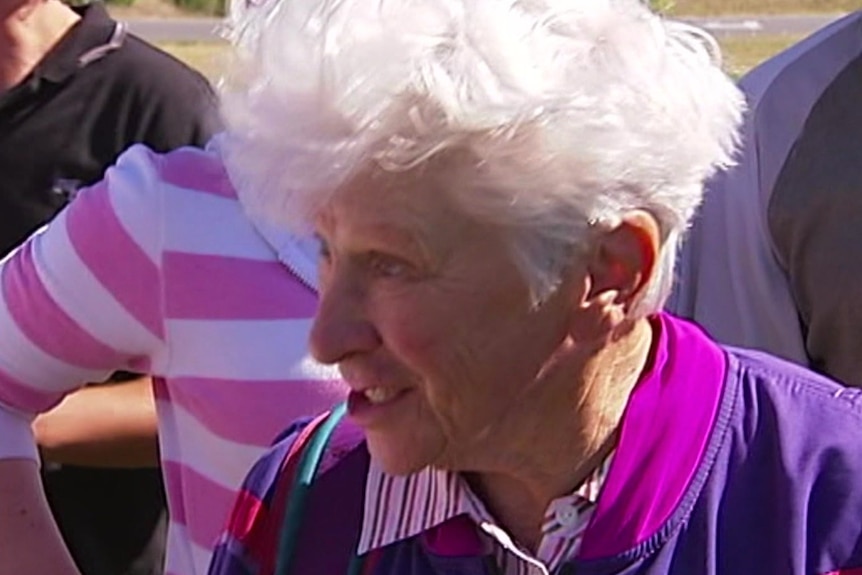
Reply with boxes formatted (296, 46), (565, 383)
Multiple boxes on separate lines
(209, 314), (862, 575)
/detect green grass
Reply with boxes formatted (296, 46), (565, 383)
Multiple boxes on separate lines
(669, 0), (857, 15)
(717, 34), (802, 78)
(171, 0), (224, 16)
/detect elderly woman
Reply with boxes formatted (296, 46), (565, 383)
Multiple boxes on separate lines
(208, 0), (862, 574)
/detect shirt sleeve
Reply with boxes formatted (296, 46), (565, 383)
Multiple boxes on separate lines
(768, 94), (862, 388)
(0, 145), (167, 460)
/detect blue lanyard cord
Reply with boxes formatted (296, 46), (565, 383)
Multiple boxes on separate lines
(274, 402), (351, 575)
(347, 554), (365, 575)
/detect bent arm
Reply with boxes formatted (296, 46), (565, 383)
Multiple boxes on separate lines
(0, 405), (81, 575)
(0, 460), (81, 575)
(33, 376), (158, 468)
(770, 190), (862, 388)
(0, 147), (167, 571)
(768, 102), (862, 387)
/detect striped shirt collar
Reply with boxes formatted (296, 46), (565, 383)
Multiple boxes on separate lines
(358, 454), (613, 573)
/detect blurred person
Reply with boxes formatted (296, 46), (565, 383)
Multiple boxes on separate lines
(0, 1), (293, 575)
(201, 0), (862, 574)
(0, 25), (347, 574)
(0, 0), (220, 573)
(0, 19), (348, 571)
(668, 11), (862, 387)
(0, 1), (349, 573)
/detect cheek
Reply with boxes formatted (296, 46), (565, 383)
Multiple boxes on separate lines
(384, 293), (522, 399)
(385, 316), (453, 385)
(398, 321), (514, 442)
(369, 276), (534, 433)
(371, 289), (454, 372)
(377, 309), (484, 428)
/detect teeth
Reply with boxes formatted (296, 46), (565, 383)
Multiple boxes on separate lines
(364, 387), (397, 404)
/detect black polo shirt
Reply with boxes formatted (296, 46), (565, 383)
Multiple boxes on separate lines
(0, 4), (220, 575)
(0, 2), (220, 254)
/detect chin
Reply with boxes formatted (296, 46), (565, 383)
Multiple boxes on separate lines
(367, 434), (433, 476)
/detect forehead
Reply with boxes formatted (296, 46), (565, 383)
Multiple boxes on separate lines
(316, 163), (473, 245)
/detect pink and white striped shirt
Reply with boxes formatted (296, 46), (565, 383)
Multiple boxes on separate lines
(0, 142), (346, 575)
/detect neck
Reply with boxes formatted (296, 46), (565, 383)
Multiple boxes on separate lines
(0, 0), (79, 90)
(467, 317), (654, 551)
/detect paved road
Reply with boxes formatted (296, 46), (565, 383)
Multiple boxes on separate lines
(127, 17), (223, 42)
(126, 12), (848, 43)
(681, 13), (847, 37)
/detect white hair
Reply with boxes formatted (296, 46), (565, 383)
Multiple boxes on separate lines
(219, 0), (744, 316)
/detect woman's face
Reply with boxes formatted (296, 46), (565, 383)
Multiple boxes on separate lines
(310, 166), (577, 475)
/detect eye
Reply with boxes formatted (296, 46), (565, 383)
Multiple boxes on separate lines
(368, 251), (411, 279)
(316, 235), (332, 263)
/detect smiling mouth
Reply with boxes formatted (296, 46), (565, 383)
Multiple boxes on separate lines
(363, 386), (401, 404)
(347, 386), (414, 425)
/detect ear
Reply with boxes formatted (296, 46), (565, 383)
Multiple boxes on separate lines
(580, 210), (660, 326)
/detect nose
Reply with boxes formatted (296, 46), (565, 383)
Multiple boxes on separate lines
(310, 270), (380, 365)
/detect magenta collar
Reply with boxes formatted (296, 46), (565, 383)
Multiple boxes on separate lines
(579, 313), (727, 558)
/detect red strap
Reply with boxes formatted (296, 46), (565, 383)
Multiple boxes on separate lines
(259, 411), (335, 575)
(360, 547), (384, 575)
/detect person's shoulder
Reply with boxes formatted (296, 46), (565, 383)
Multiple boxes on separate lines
(157, 141), (238, 197)
(106, 141), (229, 190)
(726, 347), (862, 453)
(724, 347), (861, 460)
(93, 143), (230, 208)
(729, 348), (862, 413)
(92, 32), (219, 134)
(740, 11), (862, 106)
(79, 29), (221, 146)
(725, 348), (862, 567)
(103, 33), (213, 97)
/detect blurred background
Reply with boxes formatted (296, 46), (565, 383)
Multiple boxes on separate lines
(104, 0), (860, 84)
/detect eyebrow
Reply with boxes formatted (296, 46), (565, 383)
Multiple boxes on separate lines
(348, 218), (448, 270)
(360, 222), (428, 252)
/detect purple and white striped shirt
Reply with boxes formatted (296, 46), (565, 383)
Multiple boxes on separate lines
(359, 456), (612, 574)
(0, 142), (346, 575)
